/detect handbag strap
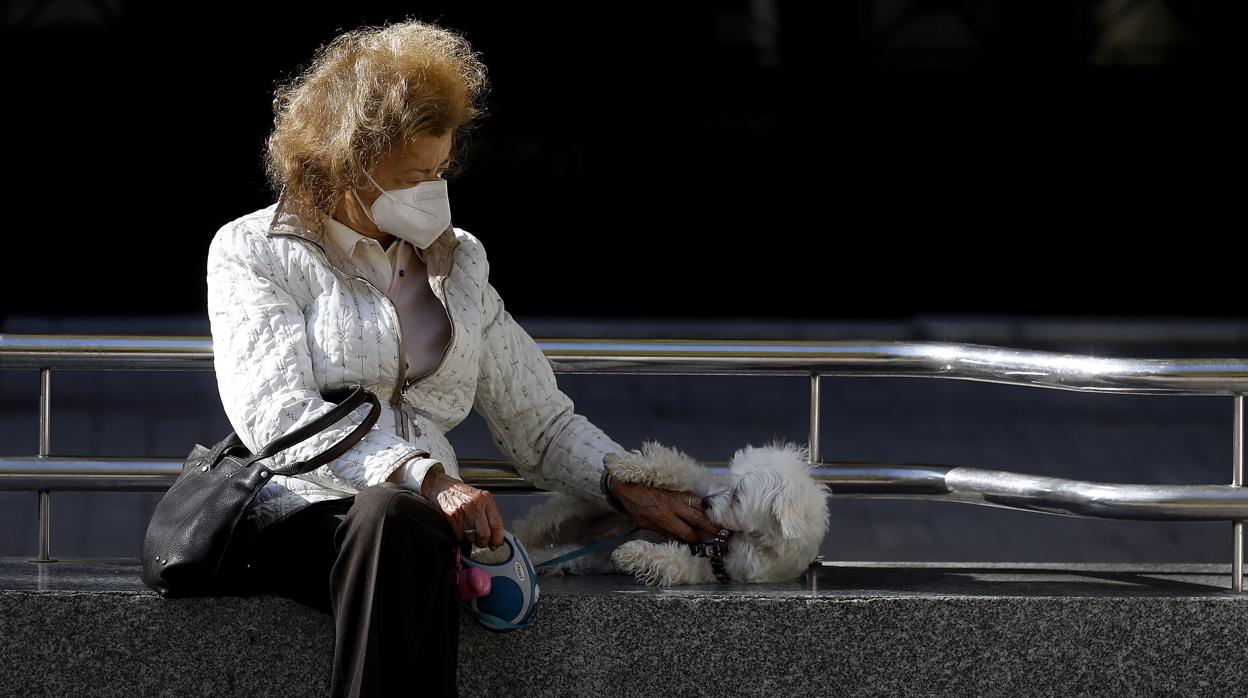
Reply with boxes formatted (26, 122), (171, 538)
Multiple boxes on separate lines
(245, 385), (382, 476)
(207, 432), (244, 465)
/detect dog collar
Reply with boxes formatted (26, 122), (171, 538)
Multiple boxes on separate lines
(687, 528), (733, 582)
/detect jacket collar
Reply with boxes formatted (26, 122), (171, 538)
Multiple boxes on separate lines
(266, 190), (459, 280)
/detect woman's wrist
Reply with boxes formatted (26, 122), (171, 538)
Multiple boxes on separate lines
(420, 463), (452, 500)
(601, 469), (629, 514)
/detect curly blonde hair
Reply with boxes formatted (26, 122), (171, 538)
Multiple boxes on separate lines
(265, 19), (489, 214)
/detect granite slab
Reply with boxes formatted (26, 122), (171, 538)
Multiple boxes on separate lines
(1, 558), (1244, 697)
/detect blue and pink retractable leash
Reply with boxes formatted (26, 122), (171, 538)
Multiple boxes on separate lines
(454, 525), (640, 633)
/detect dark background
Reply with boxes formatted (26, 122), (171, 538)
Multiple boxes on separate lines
(2, 0), (1241, 322)
(1, 2), (1245, 569)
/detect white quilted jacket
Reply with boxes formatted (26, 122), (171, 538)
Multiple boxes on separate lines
(206, 194), (625, 533)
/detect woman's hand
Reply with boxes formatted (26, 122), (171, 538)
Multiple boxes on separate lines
(421, 472), (505, 550)
(608, 479), (720, 544)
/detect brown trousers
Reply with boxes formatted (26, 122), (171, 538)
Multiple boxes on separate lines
(222, 482), (461, 698)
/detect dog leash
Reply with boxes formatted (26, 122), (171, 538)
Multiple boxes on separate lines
(532, 524), (643, 568)
(469, 526), (733, 631)
(469, 523), (737, 631)
(534, 524), (735, 583)
(462, 525), (646, 632)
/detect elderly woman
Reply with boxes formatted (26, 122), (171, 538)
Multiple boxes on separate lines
(207, 19), (718, 698)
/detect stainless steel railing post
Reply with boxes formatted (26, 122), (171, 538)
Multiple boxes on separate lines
(1233, 394), (1243, 592)
(35, 368), (56, 563)
(809, 372), (821, 464)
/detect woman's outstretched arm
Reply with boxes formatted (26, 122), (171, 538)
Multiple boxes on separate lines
(472, 272), (626, 508)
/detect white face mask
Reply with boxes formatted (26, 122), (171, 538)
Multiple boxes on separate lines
(354, 170), (452, 250)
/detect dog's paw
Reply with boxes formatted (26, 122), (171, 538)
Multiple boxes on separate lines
(605, 440), (709, 492)
(611, 539), (716, 586)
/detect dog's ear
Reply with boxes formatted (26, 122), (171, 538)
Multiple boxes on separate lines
(770, 478), (833, 542)
(769, 483), (804, 540)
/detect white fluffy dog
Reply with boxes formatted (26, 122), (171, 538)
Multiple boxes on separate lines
(481, 439), (831, 586)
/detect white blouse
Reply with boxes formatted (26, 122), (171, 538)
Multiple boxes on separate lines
(322, 213), (455, 493)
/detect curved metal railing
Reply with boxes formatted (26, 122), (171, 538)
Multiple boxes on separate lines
(4, 334), (1248, 393)
(0, 334), (1243, 590)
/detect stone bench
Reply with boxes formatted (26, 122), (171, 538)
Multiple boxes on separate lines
(1, 557), (1244, 697)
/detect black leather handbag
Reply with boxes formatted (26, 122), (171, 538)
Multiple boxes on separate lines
(141, 385), (381, 598)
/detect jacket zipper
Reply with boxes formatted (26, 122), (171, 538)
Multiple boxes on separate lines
(403, 271), (455, 393)
(269, 232), (454, 441)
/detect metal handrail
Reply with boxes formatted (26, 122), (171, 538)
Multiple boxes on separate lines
(4, 334), (1248, 393)
(0, 333), (1243, 591)
(4, 456), (1248, 521)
